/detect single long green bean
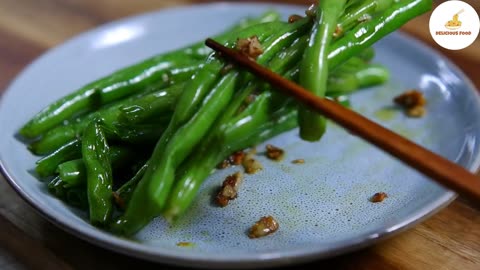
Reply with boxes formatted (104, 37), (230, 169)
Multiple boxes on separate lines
(357, 47), (375, 62)
(298, 0), (347, 141)
(82, 121), (113, 227)
(355, 64), (390, 87)
(57, 145), (139, 188)
(326, 63), (390, 96)
(35, 139), (81, 178)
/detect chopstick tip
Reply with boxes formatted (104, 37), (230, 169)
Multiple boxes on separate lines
(205, 38), (217, 48)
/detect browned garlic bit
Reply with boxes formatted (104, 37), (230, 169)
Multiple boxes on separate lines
(265, 144), (285, 161)
(288, 14), (303, 23)
(242, 151), (263, 174)
(230, 151), (246, 165)
(235, 36), (263, 60)
(370, 192), (388, 203)
(394, 89), (427, 118)
(112, 192), (125, 210)
(292, 159), (305, 164)
(216, 172), (243, 207)
(216, 151), (246, 169)
(406, 106), (426, 118)
(333, 25), (343, 38)
(248, 216), (279, 239)
(216, 159), (230, 169)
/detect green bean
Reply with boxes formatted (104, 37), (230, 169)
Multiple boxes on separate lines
(18, 12), (282, 139)
(111, 19), (311, 236)
(36, 139), (81, 178)
(110, 121), (168, 144)
(66, 188), (89, 210)
(82, 121), (113, 226)
(57, 145), (138, 188)
(35, 120), (166, 173)
(355, 64), (390, 88)
(326, 74), (359, 97)
(328, 0), (432, 69)
(163, 17), (396, 220)
(298, 0), (347, 141)
(324, 56), (368, 97)
(118, 86), (182, 124)
(164, 99), (297, 220)
(19, 57), (198, 139)
(47, 177), (88, 210)
(29, 126), (77, 156)
(116, 98), (297, 219)
(334, 57), (368, 73)
(29, 83), (183, 155)
(123, 36), (376, 217)
(57, 160), (85, 188)
(224, 36), (308, 121)
(48, 177), (67, 199)
(169, 21), (287, 129)
(161, 54), (305, 221)
(284, 61), (388, 98)
(29, 2), (432, 234)
(338, 0), (394, 35)
(162, 0), (428, 219)
(113, 164), (148, 210)
(356, 47), (375, 62)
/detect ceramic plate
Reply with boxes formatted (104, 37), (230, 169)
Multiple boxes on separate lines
(1, 3), (480, 269)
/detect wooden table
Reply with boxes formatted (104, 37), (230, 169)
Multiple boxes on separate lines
(0, 1), (479, 269)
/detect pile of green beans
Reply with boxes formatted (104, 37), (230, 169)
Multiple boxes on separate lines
(19, 0), (432, 236)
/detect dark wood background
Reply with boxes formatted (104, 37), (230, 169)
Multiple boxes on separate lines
(0, 1), (479, 269)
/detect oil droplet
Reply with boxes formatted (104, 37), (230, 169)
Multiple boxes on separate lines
(176, 242), (195, 248)
(374, 108), (397, 121)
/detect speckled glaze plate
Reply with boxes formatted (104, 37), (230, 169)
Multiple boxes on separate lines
(1, 3), (480, 269)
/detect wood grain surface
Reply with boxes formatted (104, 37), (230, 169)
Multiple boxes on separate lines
(0, 1), (479, 269)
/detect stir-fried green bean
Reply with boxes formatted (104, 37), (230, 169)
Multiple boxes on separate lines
(82, 121), (113, 226)
(19, 1), (432, 236)
(19, 11), (283, 139)
(298, 0), (347, 141)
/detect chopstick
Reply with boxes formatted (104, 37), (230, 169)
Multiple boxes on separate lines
(205, 38), (480, 203)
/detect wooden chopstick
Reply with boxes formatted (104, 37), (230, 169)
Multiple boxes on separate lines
(205, 38), (480, 203)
